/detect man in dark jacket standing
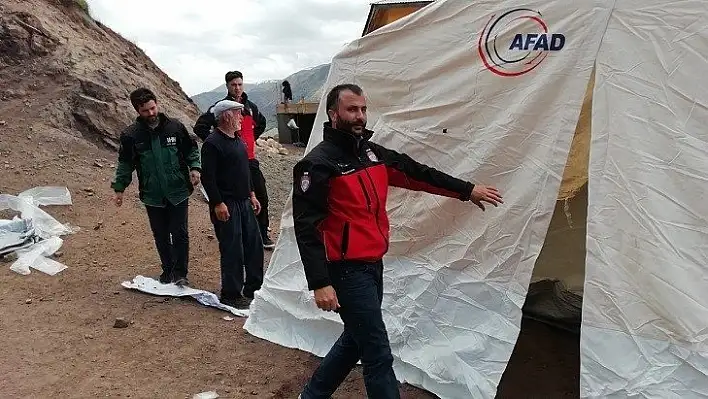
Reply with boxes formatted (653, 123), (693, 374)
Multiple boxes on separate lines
(201, 99), (264, 310)
(111, 88), (201, 286)
(193, 71), (275, 250)
(293, 84), (503, 398)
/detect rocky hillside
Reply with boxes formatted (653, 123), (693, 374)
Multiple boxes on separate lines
(0, 0), (199, 151)
(191, 63), (330, 129)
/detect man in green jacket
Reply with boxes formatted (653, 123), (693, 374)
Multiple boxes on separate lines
(111, 87), (201, 286)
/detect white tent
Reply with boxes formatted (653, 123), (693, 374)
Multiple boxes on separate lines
(243, 0), (708, 397)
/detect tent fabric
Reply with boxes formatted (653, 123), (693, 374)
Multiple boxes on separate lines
(581, 1), (708, 397)
(244, 0), (708, 398)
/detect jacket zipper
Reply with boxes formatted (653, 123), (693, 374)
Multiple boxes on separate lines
(341, 221), (350, 259)
(357, 176), (372, 211)
(364, 168), (389, 253)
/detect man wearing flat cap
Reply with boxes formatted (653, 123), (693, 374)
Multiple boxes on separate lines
(200, 99), (264, 309)
(193, 71), (275, 250)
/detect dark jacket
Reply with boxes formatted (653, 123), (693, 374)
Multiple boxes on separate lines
(292, 122), (474, 290)
(111, 113), (201, 207)
(193, 92), (267, 146)
(200, 128), (254, 208)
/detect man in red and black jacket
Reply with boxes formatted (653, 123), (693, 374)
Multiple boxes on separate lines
(193, 71), (275, 249)
(293, 84), (503, 399)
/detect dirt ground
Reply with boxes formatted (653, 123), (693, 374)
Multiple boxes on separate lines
(0, 105), (578, 398)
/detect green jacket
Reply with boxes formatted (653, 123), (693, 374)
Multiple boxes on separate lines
(111, 113), (201, 207)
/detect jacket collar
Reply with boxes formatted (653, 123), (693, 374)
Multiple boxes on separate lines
(225, 91), (249, 103)
(224, 93), (251, 117)
(322, 122), (374, 153)
(215, 127), (238, 140)
(135, 112), (168, 131)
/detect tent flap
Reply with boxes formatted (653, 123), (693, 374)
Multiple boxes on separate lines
(582, 1), (708, 397)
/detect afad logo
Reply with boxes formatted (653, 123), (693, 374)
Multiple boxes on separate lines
(478, 9), (565, 77)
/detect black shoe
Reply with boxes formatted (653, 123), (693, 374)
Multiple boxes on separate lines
(263, 236), (275, 250)
(158, 271), (172, 284)
(221, 296), (252, 309)
(173, 276), (189, 286)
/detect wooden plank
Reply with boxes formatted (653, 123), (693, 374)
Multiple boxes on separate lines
(276, 102), (319, 114)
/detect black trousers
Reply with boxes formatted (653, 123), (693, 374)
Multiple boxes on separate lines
(301, 261), (399, 398)
(292, 127), (302, 143)
(145, 199), (189, 279)
(210, 198), (264, 299)
(249, 159), (269, 239)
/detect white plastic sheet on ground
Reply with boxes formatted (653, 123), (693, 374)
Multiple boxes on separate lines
(121, 275), (249, 318)
(199, 185), (209, 203)
(0, 218), (36, 256)
(581, 1), (708, 398)
(0, 186), (75, 275)
(244, 1), (612, 397)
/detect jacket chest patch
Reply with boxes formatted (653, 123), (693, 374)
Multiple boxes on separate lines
(300, 172), (311, 192)
(336, 163), (356, 175)
(365, 148), (378, 162)
(164, 136), (178, 146)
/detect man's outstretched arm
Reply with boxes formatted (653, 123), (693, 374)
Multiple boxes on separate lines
(369, 142), (503, 209)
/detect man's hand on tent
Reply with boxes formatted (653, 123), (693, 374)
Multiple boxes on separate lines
(470, 185), (503, 211)
(314, 285), (340, 311)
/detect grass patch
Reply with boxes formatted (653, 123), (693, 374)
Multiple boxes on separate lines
(73, 0), (90, 15)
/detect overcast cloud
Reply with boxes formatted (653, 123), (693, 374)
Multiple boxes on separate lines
(86, 0), (371, 95)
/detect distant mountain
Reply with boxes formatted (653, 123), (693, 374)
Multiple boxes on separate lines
(191, 63), (330, 129)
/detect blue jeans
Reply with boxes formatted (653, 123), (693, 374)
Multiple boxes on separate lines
(301, 261), (400, 399)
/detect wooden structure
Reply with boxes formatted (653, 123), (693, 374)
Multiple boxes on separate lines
(362, 1), (433, 36)
(276, 100), (318, 144)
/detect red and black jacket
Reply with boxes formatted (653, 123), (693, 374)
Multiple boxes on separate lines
(292, 122), (474, 291)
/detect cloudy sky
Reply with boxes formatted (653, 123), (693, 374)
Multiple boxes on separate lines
(86, 0), (372, 96)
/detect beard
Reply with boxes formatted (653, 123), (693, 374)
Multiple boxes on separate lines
(336, 118), (366, 135)
(144, 114), (158, 126)
(222, 114), (241, 134)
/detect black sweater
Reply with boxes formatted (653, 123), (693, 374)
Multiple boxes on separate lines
(200, 129), (253, 207)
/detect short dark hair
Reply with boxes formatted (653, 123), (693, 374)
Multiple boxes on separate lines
(325, 84), (363, 114)
(129, 87), (156, 110)
(225, 71), (243, 83)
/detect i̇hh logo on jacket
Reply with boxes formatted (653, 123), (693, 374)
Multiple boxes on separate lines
(478, 8), (566, 77)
